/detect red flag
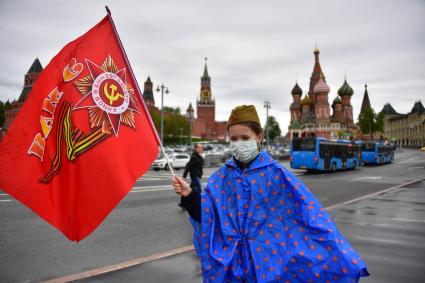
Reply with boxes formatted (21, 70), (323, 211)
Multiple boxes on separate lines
(0, 11), (160, 241)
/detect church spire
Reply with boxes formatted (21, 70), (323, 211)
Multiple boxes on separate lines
(199, 58), (212, 104)
(309, 45), (325, 95)
(360, 84), (371, 114)
(18, 58), (43, 102)
(203, 57), (209, 78)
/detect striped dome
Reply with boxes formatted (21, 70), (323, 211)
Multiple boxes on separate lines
(337, 79), (354, 96)
(291, 83), (303, 96)
(313, 78), (330, 93)
(290, 102), (301, 110)
(332, 96), (342, 106)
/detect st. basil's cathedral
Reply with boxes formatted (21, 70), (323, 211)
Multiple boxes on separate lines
(288, 47), (358, 140)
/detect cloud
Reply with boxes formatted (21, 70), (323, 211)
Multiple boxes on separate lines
(1, 0), (424, 133)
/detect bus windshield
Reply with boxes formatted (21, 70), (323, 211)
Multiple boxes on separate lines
(292, 138), (316, 151)
(361, 143), (375, 152)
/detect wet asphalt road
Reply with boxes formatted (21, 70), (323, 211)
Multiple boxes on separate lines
(1, 149), (424, 283)
(75, 179), (425, 283)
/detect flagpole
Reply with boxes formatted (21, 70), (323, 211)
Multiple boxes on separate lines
(105, 6), (176, 177)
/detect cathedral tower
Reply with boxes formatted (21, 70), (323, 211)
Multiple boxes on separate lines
(313, 75), (331, 124)
(308, 46), (326, 104)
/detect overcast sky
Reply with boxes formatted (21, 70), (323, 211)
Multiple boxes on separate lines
(0, 0), (424, 133)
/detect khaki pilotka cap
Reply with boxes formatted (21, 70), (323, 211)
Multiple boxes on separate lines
(227, 105), (261, 129)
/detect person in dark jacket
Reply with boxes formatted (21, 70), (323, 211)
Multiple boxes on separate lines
(178, 143), (204, 209)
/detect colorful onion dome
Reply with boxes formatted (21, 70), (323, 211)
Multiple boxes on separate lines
(291, 82), (303, 96)
(338, 79), (354, 96)
(313, 77), (330, 93)
(301, 95), (312, 105)
(332, 96), (342, 105)
(290, 102), (301, 110)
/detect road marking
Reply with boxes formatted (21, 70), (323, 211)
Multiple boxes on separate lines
(0, 199), (12, 202)
(352, 236), (406, 245)
(408, 166), (424, 170)
(0, 193), (9, 196)
(137, 177), (165, 181)
(40, 245), (194, 283)
(398, 157), (425, 164)
(42, 176), (425, 282)
(391, 217), (425, 223)
(133, 185), (170, 190)
(349, 176), (382, 182)
(326, 177), (425, 211)
(130, 187), (171, 193)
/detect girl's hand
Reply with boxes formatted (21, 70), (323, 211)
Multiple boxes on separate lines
(172, 176), (192, 197)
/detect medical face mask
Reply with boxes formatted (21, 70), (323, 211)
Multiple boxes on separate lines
(230, 140), (259, 163)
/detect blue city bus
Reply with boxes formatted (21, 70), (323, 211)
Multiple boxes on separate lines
(361, 142), (394, 164)
(290, 137), (361, 172)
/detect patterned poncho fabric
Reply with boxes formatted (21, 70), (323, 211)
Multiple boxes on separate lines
(190, 150), (369, 283)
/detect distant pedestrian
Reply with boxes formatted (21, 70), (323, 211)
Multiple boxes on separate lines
(178, 143), (204, 208)
(173, 105), (369, 282)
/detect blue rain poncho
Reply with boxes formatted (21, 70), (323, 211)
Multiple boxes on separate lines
(190, 150), (369, 282)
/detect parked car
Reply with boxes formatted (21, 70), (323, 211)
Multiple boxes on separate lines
(152, 153), (168, 171)
(152, 153), (190, 171)
(168, 153), (190, 170)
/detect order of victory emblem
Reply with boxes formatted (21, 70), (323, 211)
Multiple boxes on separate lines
(28, 55), (141, 182)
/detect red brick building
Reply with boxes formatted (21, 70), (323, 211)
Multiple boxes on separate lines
(191, 60), (227, 141)
(288, 47), (357, 140)
(3, 58), (43, 132)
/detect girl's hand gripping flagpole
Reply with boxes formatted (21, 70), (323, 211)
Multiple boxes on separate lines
(105, 6), (176, 177)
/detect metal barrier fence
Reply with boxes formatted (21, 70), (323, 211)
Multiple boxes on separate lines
(203, 154), (232, 167)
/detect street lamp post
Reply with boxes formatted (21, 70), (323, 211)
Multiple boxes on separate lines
(264, 101), (271, 151)
(156, 84), (169, 145)
(179, 127), (183, 145)
(186, 103), (194, 147)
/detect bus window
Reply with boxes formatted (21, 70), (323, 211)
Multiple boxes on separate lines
(347, 145), (354, 158)
(361, 143), (375, 152)
(292, 138), (316, 151)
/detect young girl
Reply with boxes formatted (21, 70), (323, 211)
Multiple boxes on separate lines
(173, 105), (369, 283)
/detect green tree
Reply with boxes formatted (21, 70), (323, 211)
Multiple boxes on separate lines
(148, 108), (160, 133)
(0, 100), (12, 127)
(164, 111), (189, 144)
(147, 106), (189, 145)
(163, 106), (180, 115)
(359, 107), (384, 139)
(0, 101), (4, 127)
(264, 116), (281, 142)
(375, 111), (385, 133)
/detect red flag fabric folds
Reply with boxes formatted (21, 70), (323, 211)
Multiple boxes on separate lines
(0, 15), (159, 241)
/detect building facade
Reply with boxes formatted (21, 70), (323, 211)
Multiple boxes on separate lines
(3, 58), (43, 131)
(288, 47), (357, 140)
(191, 59), (227, 141)
(381, 101), (425, 148)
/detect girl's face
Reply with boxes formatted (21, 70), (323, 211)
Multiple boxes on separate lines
(228, 124), (262, 144)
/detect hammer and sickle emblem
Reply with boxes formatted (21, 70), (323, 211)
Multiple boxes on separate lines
(103, 82), (124, 105)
